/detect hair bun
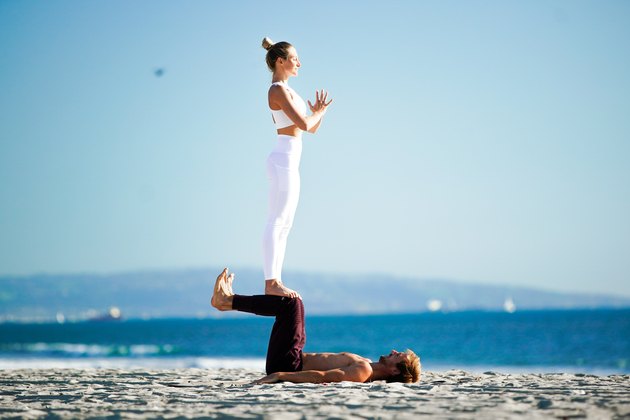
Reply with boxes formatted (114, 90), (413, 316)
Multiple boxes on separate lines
(261, 37), (274, 51)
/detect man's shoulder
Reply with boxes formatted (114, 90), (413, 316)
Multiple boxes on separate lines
(342, 360), (373, 383)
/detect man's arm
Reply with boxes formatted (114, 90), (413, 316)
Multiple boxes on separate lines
(255, 363), (372, 384)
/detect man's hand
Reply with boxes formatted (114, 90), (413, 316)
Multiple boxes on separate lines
(253, 372), (281, 384)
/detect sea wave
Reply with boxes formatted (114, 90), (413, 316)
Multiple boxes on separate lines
(0, 356), (266, 370)
(0, 342), (181, 357)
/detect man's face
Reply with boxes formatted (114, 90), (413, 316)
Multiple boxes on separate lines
(379, 350), (409, 368)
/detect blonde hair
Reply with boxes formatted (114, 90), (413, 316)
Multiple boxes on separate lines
(261, 37), (293, 72)
(387, 349), (421, 383)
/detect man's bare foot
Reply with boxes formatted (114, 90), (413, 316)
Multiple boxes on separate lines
(211, 268), (234, 311)
(226, 272), (234, 295)
(265, 279), (301, 299)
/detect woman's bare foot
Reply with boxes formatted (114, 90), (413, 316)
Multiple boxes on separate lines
(265, 279), (301, 299)
(211, 268), (234, 311)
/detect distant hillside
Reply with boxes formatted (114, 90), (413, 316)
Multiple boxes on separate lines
(1, 268), (629, 322)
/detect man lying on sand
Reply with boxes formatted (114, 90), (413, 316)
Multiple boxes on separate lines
(211, 268), (421, 384)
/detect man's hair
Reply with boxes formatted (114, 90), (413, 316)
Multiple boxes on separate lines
(386, 350), (421, 383)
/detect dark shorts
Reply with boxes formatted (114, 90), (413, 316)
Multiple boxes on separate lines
(232, 295), (305, 374)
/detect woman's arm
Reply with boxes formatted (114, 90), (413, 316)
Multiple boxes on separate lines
(270, 86), (332, 132)
(307, 117), (323, 134)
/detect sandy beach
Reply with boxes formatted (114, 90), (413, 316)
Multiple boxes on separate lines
(0, 368), (628, 419)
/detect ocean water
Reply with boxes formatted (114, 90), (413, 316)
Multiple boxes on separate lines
(0, 309), (628, 374)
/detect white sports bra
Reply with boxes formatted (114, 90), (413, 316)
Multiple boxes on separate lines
(270, 81), (307, 129)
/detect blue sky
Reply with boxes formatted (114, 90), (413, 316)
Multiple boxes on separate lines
(1, 1), (628, 296)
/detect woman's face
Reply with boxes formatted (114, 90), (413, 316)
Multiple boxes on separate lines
(279, 46), (300, 77)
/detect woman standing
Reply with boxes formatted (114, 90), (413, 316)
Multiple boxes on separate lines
(261, 37), (332, 298)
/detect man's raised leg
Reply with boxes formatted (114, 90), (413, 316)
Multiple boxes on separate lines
(210, 268), (306, 374)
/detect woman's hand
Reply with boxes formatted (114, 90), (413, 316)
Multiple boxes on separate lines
(253, 372), (281, 384)
(308, 89), (333, 114)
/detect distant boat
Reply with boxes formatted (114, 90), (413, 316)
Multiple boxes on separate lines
(503, 297), (516, 313)
(426, 299), (443, 312)
(88, 307), (123, 322)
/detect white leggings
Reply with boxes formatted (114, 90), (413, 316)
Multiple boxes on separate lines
(262, 135), (302, 280)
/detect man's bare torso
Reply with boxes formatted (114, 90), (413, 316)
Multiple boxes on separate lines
(302, 352), (372, 372)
